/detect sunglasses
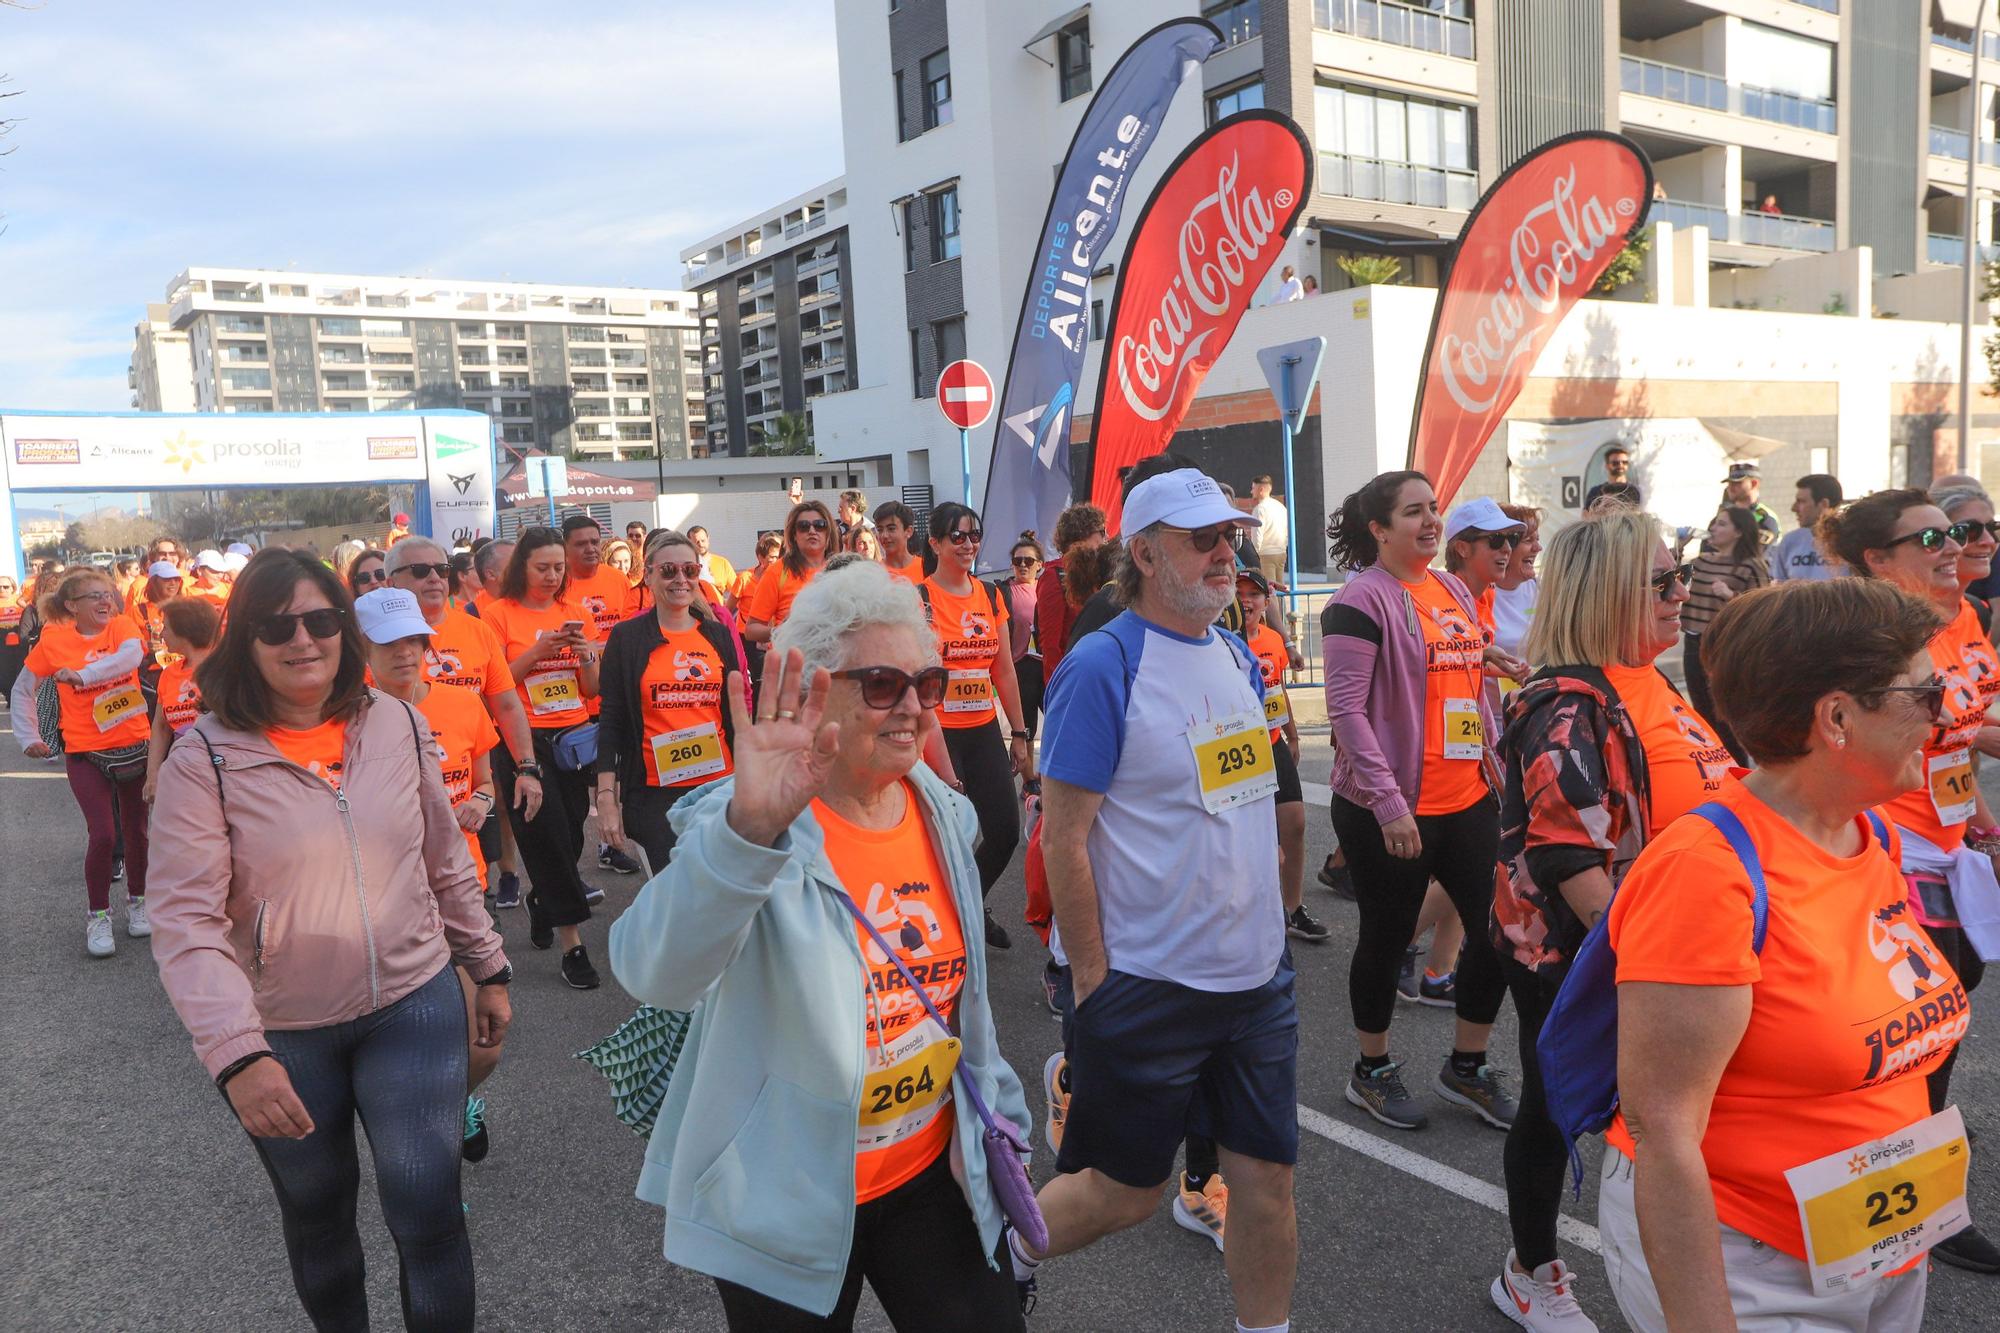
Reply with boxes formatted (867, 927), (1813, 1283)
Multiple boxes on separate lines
(351, 567), (389, 586)
(1884, 525), (1971, 553)
(1466, 531), (1525, 551)
(649, 562), (703, 582)
(1012, 556), (1039, 569)
(945, 528), (984, 546)
(833, 664), (950, 709)
(1158, 523), (1238, 553)
(794, 518), (829, 533)
(1955, 519), (2000, 542)
(255, 607), (347, 646)
(395, 562), (451, 581)
(1649, 563), (1692, 597)
(66, 589), (119, 604)
(1869, 674), (1947, 725)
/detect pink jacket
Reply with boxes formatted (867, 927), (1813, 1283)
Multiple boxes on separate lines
(148, 691), (508, 1079)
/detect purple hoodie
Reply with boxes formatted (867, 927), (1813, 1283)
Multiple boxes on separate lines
(1322, 564), (1501, 824)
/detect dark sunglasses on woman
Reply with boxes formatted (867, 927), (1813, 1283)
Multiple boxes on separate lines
(1474, 531), (1525, 550)
(351, 568), (389, 586)
(833, 665), (950, 709)
(1011, 556), (1038, 569)
(1869, 674), (1947, 725)
(946, 527), (984, 546)
(255, 608), (347, 646)
(794, 517), (829, 534)
(1885, 524), (1974, 552)
(650, 562), (703, 582)
(1649, 563), (1692, 597)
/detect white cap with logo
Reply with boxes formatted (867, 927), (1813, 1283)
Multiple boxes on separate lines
(353, 587), (434, 644)
(147, 560), (180, 580)
(1122, 468), (1258, 535)
(193, 549), (227, 572)
(1443, 496), (1522, 543)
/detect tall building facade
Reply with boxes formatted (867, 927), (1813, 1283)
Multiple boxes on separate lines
(808, 0), (1997, 504)
(129, 304), (197, 413)
(132, 267), (705, 462)
(679, 181), (853, 455)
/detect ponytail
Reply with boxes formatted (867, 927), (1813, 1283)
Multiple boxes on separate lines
(1329, 470), (1427, 572)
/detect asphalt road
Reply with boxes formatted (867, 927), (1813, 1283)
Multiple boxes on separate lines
(3, 715), (1998, 1331)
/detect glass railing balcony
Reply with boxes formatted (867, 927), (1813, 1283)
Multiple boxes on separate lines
(1933, 125), (1971, 159)
(1927, 234), (2000, 266)
(1205, 0), (1261, 48)
(1315, 0), (1473, 58)
(216, 317), (268, 335)
(1654, 199), (1729, 234)
(1319, 151), (1479, 210)
(1930, 27), (1999, 57)
(1620, 56), (1835, 134)
(1790, 0), (1836, 11)
(1739, 209), (1834, 252)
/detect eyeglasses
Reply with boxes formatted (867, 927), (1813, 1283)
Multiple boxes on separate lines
(66, 589), (118, 604)
(1884, 525), (1968, 553)
(351, 567), (389, 586)
(1012, 556), (1039, 569)
(1954, 519), (2000, 542)
(1649, 563), (1692, 597)
(1158, 523), (1238, 553)
(254, 608), (347, 647)
(1868, 674), (1947, 725)
(394, 562), (451, 581)
(945, 528), (984, 546)
(649, 562), (703, 582)
(794, 518), (829, 534)
(833, 665), (950, 710)
(1468, 531), (1526, 551)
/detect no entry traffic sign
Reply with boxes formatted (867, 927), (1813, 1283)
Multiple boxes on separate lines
(937, 359), (995, 431)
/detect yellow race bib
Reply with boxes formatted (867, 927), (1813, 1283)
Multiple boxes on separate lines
(1930, 750), (1976, 825)
(1187, 711), (1279, 814)
(1785, 1105), (1972, 1295)
(92, 684), (144, 733)
(942, 669), (993, 715)
(1443, 697), (1484, 760)
(650, 721), (726, 786)
(524, 670), (582, 717)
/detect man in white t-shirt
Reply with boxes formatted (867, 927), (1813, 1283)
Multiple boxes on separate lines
(1769, 473), (1844, 581)
(1010, 467), (1297, 1332)
(1249, 474), (1289, 586)
(1271, 265), (1304, 304)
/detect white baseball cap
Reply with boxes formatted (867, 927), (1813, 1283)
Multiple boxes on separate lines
(192, 549), (227, 572)
(1123, 468), (1258, 535)
(222, 552), (250, 574)
(147, 560), (180, 580)
(353, 587), (434, 644)
(1443, 496), (1522, 543)
(226, 542), (253, 557)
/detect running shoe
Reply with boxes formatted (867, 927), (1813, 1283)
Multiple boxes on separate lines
(1041, 959), (1064, 1016)
(85, 909), (115, 958)
(1934, 1224), (2000, 1273)
(125, 896), (150, 939)
(462, 1096), (491, 1163)
(493, 872), (522, 910)
(526, 892), (553, 951)
(583, 883), (606, 907)
(561, 944), (602, 990)
(1417, 969), (1457, 1008)
(1171, 1172), (1228, 1252)
(1491, 1249), (1598, 1331)
(1042, 1051), (1068, 1153)
(110, 856), (124, 883)
(599, 844), (643, 874)
(1317, 854), (1354, 900)
(1435, 1058), (1518, 1130)
(984, 909), (1012, 950)
(1395, 945), (1424, 1003)
(1345, 1060), (1427, 1130)
(1286, 904), (1331, 943)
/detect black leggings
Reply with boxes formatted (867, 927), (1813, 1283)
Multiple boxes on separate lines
(492, 736), (593, 928)
(942, 721), (1019, 898)
(714, 1150), (1023, 1331)
(1501, 958), (1571, 1269)
(1331, 793), (1506, 1035)
(1680, 633), (1748, 766)
(621, 782), (689, 878)
(1014, 655), (1044, 739)
(1928, 923), (1987, 1115)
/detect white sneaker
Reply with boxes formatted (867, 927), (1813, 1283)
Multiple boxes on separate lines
(126, 896), (151, 938)
(85, 910), (116, 958)
(1491, 1250), (1598, 1331)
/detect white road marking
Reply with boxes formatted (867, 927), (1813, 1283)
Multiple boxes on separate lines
(1302, 779), (1331, 804)
(1296, 1103), (1603, 1256)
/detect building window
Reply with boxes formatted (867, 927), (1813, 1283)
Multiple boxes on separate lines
(1058, 20), (1092, 101)
(1202, 0), (1260, 48)
(1207, 79), (1264, 126)
(911, 327), (927, 397)
(922, 49), (953, 129)
(895, 71), (912, 142)
(929, 186), (962, 263)
(1315, 81), (1477, 210)
(933, 315), (966, 373)
(1090, 299), (1106, 341)
(903, 197), (921, 271)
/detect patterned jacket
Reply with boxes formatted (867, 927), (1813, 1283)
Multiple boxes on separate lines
(1491, 665), (1658, 973)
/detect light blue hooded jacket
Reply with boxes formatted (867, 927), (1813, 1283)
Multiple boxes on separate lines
(608, 764), (1032, 1317)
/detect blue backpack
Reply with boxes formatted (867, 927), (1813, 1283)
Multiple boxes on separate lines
(1535, 800), (1890, 1194)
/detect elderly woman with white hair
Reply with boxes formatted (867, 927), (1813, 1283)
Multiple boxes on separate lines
(609, 559), (1032, 1330)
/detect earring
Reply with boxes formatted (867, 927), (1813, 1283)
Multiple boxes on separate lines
(1834, 735), (1847, 749)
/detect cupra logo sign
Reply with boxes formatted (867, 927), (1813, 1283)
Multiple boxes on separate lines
(162, 431), (205, 475)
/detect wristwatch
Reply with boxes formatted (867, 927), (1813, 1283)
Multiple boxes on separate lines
(515, 761), (543, 779)
(1009, 730), (1030, 742)
(475, 964), (513, 987)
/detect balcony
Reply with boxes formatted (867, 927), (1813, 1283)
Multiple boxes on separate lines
(1929, 124), (2000, 166)
(804, 318), (845, 340)
(1204, 0), (1260, 48)
(1320, 151), (1478, 209)
(740, 306), (777, 327)
(1933, 28), (2000, 60)
(575, 399), (612, 419)
(799, 285), (842, 308)
(796, 250), (840, 279)
(1928, 234), (2000, 266)
(1791, 0), (1836, 9)
(1739, 208), (1834, 252)
(1620, 56), (1836, 135)
(1653, 200), (1728, 234)
(1314, 0), (1473, 60)
(215, 316), (267, 336)
(610, 348), (646, 368)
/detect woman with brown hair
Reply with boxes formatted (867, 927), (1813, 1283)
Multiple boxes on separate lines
(742, 500), (835, 643)
(1680, 506), (1771, 762)
(344, 546), (389, 597)
(147, 549), (510, 1331)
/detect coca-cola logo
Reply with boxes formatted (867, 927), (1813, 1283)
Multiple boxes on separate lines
(1113, 153), (1279, 422)
(1438, 167), (1636, 415)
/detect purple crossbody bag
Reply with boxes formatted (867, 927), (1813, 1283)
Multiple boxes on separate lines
(837, 892), (1049, 1253)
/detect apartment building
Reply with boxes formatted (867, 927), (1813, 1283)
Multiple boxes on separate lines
(806, 0), (2000, 507)
(678, 181), (854, 456)
(129, 304), (197, 413)
(132, 267), (706, 463)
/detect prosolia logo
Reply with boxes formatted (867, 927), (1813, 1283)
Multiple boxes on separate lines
(163, 431), (206, 474)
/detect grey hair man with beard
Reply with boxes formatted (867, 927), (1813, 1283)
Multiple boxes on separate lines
(1009, 466), (1300, 1333)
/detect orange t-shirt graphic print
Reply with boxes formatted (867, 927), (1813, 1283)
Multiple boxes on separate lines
(1408, 574), (1487, 815)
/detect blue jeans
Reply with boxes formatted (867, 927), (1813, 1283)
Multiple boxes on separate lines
(249, 965), (473, 1332)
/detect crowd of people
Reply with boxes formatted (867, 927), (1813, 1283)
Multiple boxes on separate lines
(2, 457), (1994, 1332)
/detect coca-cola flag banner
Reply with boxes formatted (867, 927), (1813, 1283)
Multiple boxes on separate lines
(976, 16), (1221, 572)
(1086, 110), (1312, 530)
(1408, 131), (1653, 508)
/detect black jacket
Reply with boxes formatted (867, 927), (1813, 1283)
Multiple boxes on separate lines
(597, 611), (744, 797)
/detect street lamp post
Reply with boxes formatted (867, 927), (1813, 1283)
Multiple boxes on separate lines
(1955, 0), (1992, 473)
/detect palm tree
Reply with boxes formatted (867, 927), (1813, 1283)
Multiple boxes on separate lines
(754, 411), (813, 456)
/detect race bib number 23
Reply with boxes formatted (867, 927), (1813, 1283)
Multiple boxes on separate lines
(1784, 1105), (1972, 1296)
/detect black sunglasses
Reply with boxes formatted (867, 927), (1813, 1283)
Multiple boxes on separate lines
(1649, 563), (1692, 597)
(1954, 519), (2000, 542)
(946, 528), (984, 546)
(394, 562), (452, 581)
(833, 665), (949, 710)
(351, 567), (389, 586)
(794, 517), (829, 533)
(1884, 525), (1971, 553)
(255, 607), (347, 647)
(1868, 674), (1947, 725)
(1158, 523), (1237, 553)
(1468, 531), (1525, 551)
(1011, 556), (1039, 568)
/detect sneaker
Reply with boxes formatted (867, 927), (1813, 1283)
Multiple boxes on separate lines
(561, 944), (602, 990)
(125, 896), (151, 939)
(1171, 1172), (1228, 1252)
(1934, 1224), (2000, 1273)
(1286, 904), (1331, 943)
(1418, 969), (1457, 1008)
(1436, 1058), (1519, 1129)
(1345, 1060), (1427, 1130)
(1317, 855), (1355, 900)
(1042, 959), (1063, 1016)
(526, 892), (553, 951)
(984, 909), (1012, 950)
(1491, 1250), (1599, 1331)
(1395, 946), (1424, 1003)
(598, 844), (643, 874)
(85, 910), (116, 958)
(493, 872), (522, 910)
(462, 1096), (491, 1163)
(110, 856), (125, 883)
(583, 883), (606, 907)
(1042, 1051), (1068, 1153)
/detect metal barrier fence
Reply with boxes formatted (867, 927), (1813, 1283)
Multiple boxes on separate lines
(1272, 583), (1342, 688)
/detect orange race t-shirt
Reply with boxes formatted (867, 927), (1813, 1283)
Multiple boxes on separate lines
(1605, 778), (1967, 1259)
(1882, 598), (2000, 852)
(127, 574), (185, 618)
(744, 562), (818, 631)
(1408, 573), (1489, 815)
(157, 659), (204, 735)
(24, 617), (151, 753)
(1245, 620), (1292, 743)
(416, 682), (499, 888)
(924, 576), (1009, 730)
(1474, 584), (1498, 639)
(814, 783), (966, 1204)
(569, 563), (637, 640)
(637, 626), (733, 787)
(882, 560), (924, 587)
(267, 718), (349, 787)
(185, 578), (232, 610)
(1603, 664), (1734, 833)
(481, 598), (599, 730)
(421, 602), (516, 700)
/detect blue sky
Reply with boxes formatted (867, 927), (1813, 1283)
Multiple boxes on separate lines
(0, 0), (844, 417)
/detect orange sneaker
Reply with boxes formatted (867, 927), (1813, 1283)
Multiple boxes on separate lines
(1042, 1052), (1067, 1153)
(1171, 1171), (1227, 1251)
